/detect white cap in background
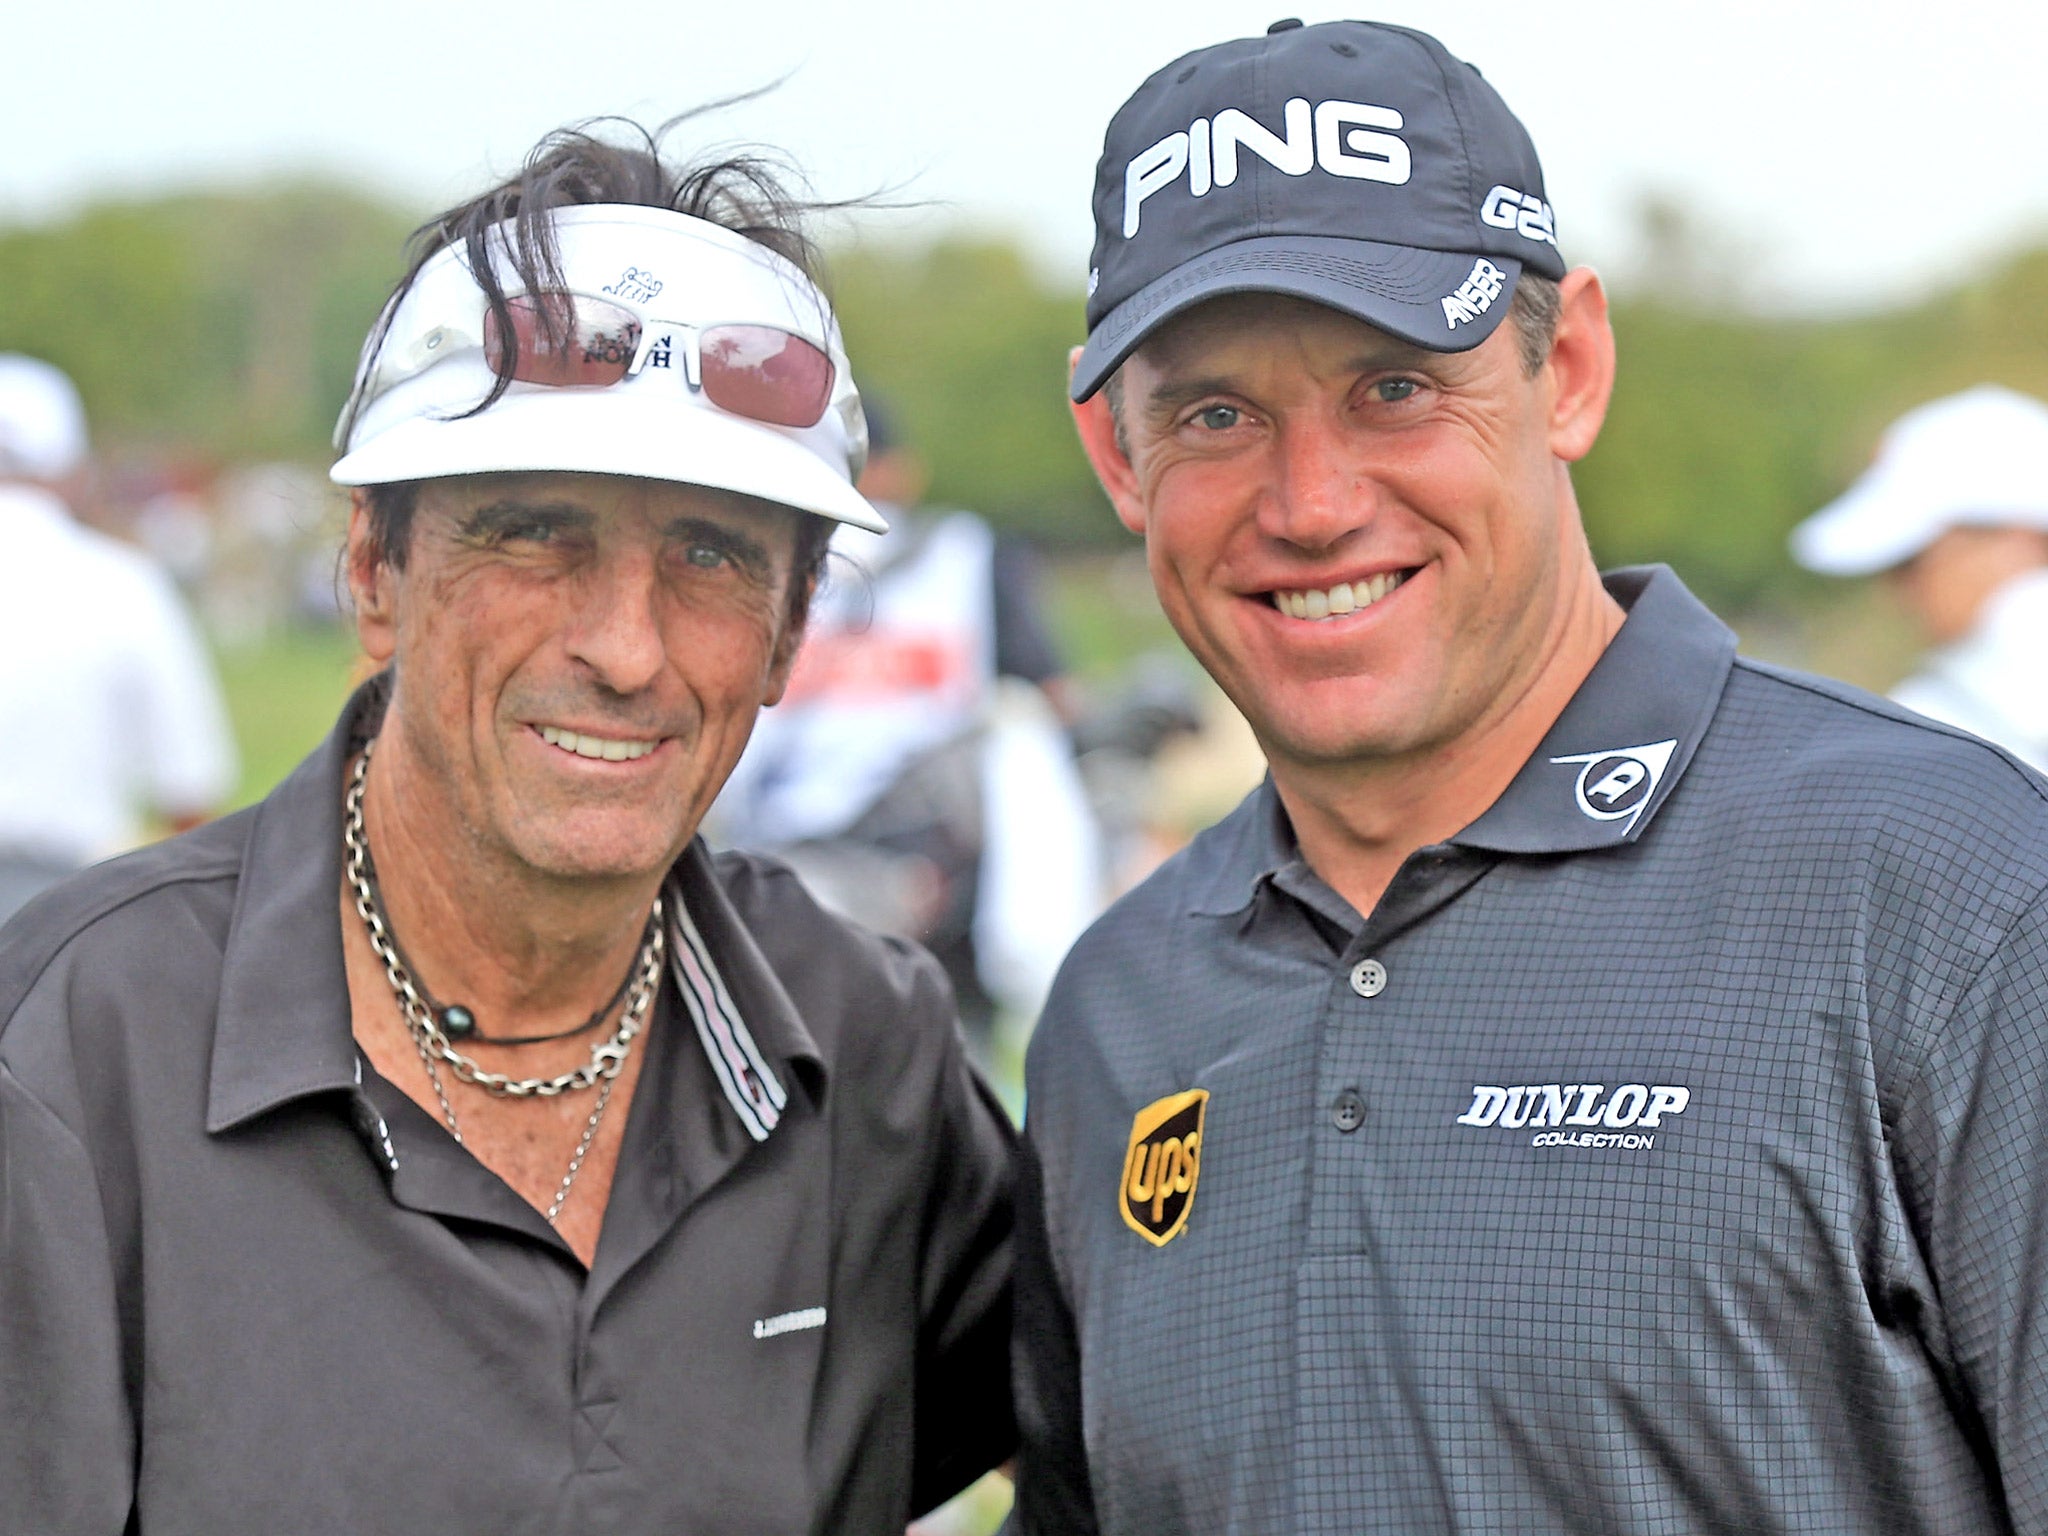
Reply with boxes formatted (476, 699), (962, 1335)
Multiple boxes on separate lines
(1791, 385), (2048, 576)
(0, 354), (89, 483)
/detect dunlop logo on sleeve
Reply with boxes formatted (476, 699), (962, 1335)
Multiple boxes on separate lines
(1120, 1089), (1208, 1247)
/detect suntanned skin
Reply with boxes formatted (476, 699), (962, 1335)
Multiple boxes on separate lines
(1072, 268), (1619, 918)
(341, 471), (809, 1267)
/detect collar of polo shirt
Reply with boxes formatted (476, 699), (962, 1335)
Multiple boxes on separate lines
(1183, 566), (1737, 917)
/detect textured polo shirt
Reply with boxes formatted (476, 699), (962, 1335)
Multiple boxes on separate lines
(0, 685), (1015, 1535)
(1013, 566), (2048, 1534)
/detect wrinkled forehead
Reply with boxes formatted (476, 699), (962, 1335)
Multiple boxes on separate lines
(1128, 290), (1444, 383)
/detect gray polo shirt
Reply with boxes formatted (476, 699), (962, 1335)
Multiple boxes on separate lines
(0, 684), (1015, 1535)
(1013, 566), (2048, 1534)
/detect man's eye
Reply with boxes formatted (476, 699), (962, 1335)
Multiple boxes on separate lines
(1191, 404), (1242, 431)
(684, 544), (730, 569)
(482, 517), (562, 546)
(1372, 378), (1421, 404)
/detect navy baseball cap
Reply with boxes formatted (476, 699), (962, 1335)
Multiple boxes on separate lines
(1072, 18), (1567, 401)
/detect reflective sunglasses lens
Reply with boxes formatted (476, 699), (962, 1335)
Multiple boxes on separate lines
(698, 325), (834, 428)
(485, 294), (641, 387)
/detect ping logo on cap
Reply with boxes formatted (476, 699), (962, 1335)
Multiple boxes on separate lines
(1123, 98), (1412, 237)
(1119, 1088), (1209, 1247)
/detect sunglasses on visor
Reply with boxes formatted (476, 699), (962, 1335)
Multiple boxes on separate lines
(360, 291), (838, 431)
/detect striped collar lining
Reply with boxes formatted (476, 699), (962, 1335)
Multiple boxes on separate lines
(665, 877), (789, 1141)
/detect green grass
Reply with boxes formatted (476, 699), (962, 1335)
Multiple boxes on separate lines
(213, 625), (366, 808)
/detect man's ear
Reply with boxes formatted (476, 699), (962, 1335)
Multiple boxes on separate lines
(1544, 266), (1616, 464)
(345, 489), (399, 664)
(1069, 347), (1149, 537)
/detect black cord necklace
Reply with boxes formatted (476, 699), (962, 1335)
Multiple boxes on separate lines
(361, 859), (646, 1047)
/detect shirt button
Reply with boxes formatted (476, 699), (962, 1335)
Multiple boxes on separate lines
(1331, 1089), (1366, 1133)
(1349, 958), (1388, 998)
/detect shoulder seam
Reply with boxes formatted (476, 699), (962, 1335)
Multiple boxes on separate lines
(0, 1057), (94, 1158)
(0, 850), (241, 1046)
(1729, 657), (2048, 807)
(1891, 877), (2048, 1131)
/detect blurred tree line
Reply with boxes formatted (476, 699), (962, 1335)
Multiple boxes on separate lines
(5, 181), (2048, 612)
(0, 186), (415, 463)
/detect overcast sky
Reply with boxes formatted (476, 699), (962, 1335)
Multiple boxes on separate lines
(5, 0), (2045, 314)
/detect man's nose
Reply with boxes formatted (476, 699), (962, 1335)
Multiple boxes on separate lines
(563, 547), (666, 694)
(1256, 421), (1375, 552)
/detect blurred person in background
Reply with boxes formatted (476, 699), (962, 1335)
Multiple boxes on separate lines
(711, 400), (1102, 1063)
(0, 353), (235, 924)
(1791, 384), (2048, 768)
(0, 120), (1014, 1533)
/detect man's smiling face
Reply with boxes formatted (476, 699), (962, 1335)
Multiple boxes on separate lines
(350, 470), (809, 887)
(1075, 285), (1604, 782)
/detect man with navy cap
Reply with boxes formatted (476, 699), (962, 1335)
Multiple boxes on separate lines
(1013, 20), (2048, 1534)
(0, 120), (1014, 1533)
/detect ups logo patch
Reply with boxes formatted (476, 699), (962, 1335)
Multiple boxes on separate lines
(1119, 1089), (1208, 1247)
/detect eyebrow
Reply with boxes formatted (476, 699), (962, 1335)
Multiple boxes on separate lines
(664, 514), (776, 576)
(455, 499), (595, 539)
(1138, 341), (1446, 426)
(1138, 375), (1243, 428)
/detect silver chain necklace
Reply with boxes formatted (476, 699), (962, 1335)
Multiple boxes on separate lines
(343, 740), (664, 1225)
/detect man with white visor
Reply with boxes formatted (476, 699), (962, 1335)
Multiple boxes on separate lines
(1791, 384), (2048, 768)
(0, 120), (1016, 1533)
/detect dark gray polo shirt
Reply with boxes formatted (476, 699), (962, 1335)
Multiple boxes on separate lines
(0, 685), (1015, 1535)
(1013, 566), (2048, 1535)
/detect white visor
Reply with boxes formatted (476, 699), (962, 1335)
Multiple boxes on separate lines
(331, 204), (883, 533)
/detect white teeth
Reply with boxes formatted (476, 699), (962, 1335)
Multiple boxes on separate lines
(1271, 570), (1409, 621)
(538, 725), (657, 761)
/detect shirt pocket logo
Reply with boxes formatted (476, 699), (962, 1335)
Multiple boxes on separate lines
(1119, 1089), (1208, 1247)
